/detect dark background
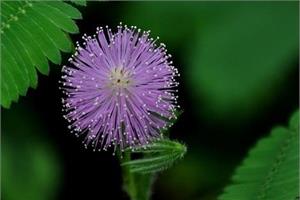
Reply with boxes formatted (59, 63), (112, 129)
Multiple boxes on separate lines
(2, 2), (299, 200)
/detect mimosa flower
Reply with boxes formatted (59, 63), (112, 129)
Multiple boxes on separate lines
(60, 24), (179, 152)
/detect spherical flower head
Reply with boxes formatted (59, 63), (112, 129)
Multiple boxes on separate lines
(60, 24), (179, 152)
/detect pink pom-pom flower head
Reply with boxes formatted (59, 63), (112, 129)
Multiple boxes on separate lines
(60, 24), (179, 152)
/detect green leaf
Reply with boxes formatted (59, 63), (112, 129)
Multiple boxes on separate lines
(46, 2), (83, 19)
(186, 2), (299, 119)
(0, 1), (85, 108)
(70, 0), (87, 6)
(32, 2), (79, 34)
(122, 139), (187, 174)
(121, 111), (184, 200)
(218, 110), (299, 200)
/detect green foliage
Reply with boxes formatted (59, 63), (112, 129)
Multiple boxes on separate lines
(121, 139), (186, 200)
(122, 139), (187, 174)
(121, 110), (185, 200)
(186, 3), (299, 119)
(2, 105), (61, 200)
(218, 110), (299, 200)
(70, 0), (87, 6)
(0, 0), (85, 108)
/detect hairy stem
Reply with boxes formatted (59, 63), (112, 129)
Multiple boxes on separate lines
(122, 152), (137, 200)
(121, 152), (155, 200)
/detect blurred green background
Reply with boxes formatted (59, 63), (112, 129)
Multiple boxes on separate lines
(1, 1), (299, 200)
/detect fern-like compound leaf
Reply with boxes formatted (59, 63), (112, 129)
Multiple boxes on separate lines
(0, 0), (85, 108)
(122, 139), (187, 174)
(218, 110), (299, 200)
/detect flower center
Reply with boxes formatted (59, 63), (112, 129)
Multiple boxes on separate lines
(109, 67), (131, 89)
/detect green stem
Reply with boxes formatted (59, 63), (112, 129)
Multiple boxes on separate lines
(121, 152), (155, 200)
(122, 152), (137, 200)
